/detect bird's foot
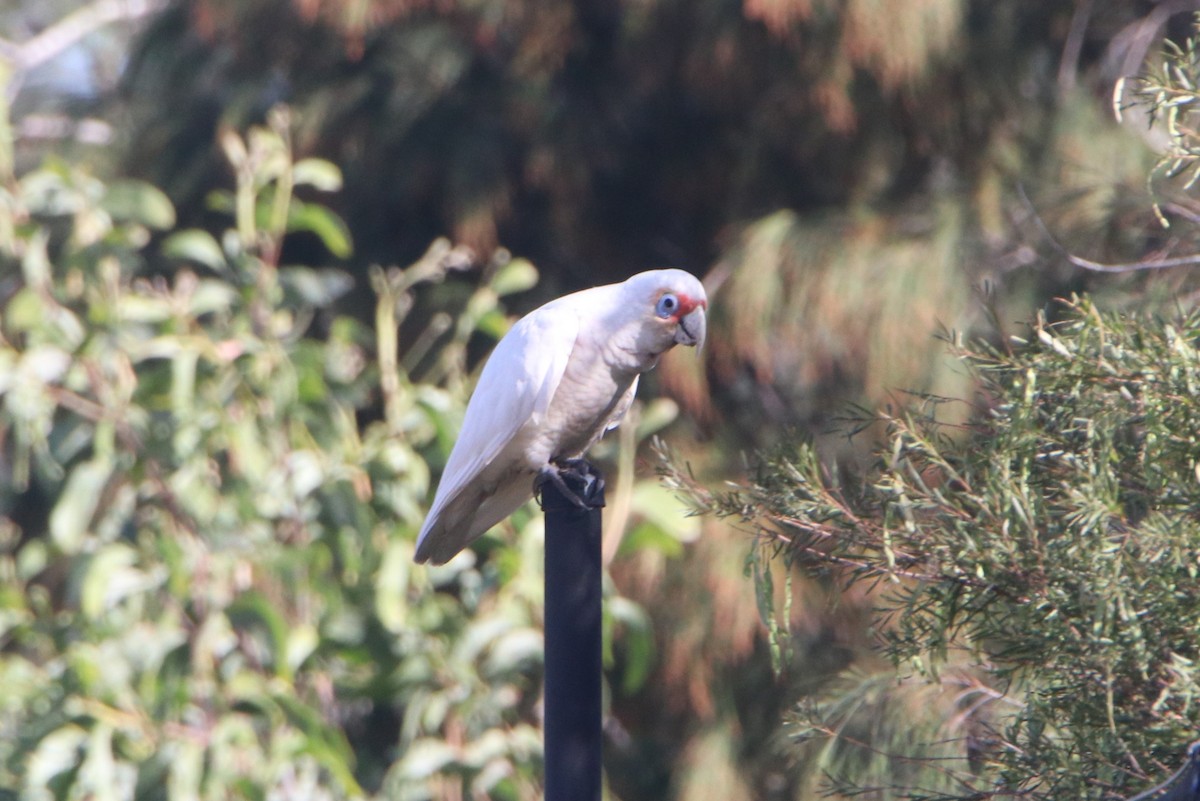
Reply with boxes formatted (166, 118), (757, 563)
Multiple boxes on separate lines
(555, 458), (606, 508)
(535, 459), (606, 510)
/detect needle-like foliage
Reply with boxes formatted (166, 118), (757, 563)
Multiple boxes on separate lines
(663, 298), (1200, 800)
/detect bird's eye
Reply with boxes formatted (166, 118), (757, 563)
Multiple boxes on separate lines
(656, 293), (678, 318)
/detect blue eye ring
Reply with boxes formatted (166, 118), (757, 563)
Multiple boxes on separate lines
(656, 293), (679, 318)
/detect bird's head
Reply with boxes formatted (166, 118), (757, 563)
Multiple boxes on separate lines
(617, 269), (707, 365)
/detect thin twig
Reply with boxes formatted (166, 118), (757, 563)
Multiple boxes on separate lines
(1018, 184), (1200, 273)
(805, 723), (1013, 797)
(1057, 0), (1093, 94)
(1, 0), (166, 74)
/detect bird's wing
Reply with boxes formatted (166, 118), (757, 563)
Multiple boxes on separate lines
(605, 374), (639, 432)
(415, 300), (580, 554)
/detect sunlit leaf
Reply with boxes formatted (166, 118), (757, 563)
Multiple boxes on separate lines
(116, 294), (172, 323)
(490, 257), (538, 297)
(226, 592), (289, 676)
(280, 266), (354, 305)
(21, 229), (52, 287)
(395, 738), (458, 780)
(285, 624), (319, 676)
(19, 169), (79, 216)
(3, 288), (46, 335)
(287, 201), (352, 258)
(190, 278), (238, 316)
(79, 543), (139, 619)
(102, 180), (176, 230)
(164, 229), (227, 271)
(484, 628), (542, 675)
(167, 740), (205, 801)
(752, 550), (783, 675)
(375, 538), (412, 634)
(475, 308), (510, 339)
(22, 344), (72, 384)
(49, 457), (113, 554)
(25, 724), (87, 791)
(291, 158), (344, 192)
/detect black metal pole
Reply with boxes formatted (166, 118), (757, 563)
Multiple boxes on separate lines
(1123, 740), (1200, 801)
(542, 464), (604, 801)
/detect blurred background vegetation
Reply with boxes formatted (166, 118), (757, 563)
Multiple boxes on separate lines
(2, 1), (1200, 799)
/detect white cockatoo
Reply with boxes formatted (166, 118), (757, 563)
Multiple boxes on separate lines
(413, 269), (707, 564)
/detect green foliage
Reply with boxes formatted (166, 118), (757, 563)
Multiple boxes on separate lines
(12, 3), (1200, 799)
(0, 110), (568, 800)
(665, 299), (1200, 799)
(116, 0), (1139, 292)
(1128, 17), (1200, 224)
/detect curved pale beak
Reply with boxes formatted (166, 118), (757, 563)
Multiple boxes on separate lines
(674, 306), (707, 352)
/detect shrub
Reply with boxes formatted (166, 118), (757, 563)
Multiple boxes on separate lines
(665, 299), (1200, 800)
(0, 110), (552, 800)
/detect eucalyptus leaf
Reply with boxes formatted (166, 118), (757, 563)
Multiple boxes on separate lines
(190, 279), (238, 315)
(49, 457), (113, 554)
(291, 158), (344, 191)
(79, 543), (138, 619)
(25, 725), (87, 791)
(375, 539), (412, 634)
(285, 624), (319, 676)
(483, 628), (542, 675)
(280, 266), (354, 306)
(101, 180), (176, 229)
(116, 294), (173, 324)
(287, 201), (352, 258)
(396, 738), (458, 780)
(164, 229), (227, 271)
(490, 258), (539, 297)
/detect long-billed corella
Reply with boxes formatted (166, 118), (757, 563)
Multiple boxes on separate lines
(413, 269), (707, 565)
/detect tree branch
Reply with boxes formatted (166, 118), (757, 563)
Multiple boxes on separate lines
(1, 0), (165, 74)
(1019, 183), (1200, 273)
